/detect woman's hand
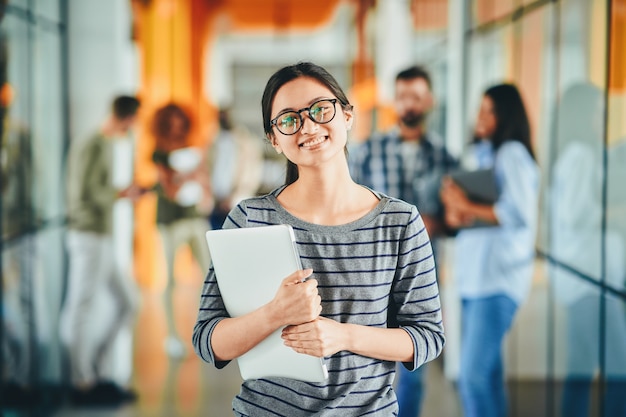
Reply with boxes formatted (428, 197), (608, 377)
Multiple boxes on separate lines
(211, 269), (321, 361)
(281, 317), (344, 358)
(441, 177), (469, 208)
(269, 269), (322, 327)
(440, 176), (499, 226)
(440, 177), (474, 227)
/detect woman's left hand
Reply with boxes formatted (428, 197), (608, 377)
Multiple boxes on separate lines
(281, 317), (344, 358)
(441, 177), (469, 208)
(441, 178), (474, 226)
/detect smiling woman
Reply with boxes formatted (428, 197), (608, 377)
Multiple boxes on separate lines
(192, 62), (445, 416)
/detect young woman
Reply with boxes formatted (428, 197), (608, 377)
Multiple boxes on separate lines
(193, 62), (445, 416)
(440, 83), (539, 417)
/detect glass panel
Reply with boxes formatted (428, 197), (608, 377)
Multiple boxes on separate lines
(602, 295), (626, 415)
(554, 292), (606, 417)
(551, 293), (626, 416)
(508, 6), (554, 417)
(533, 2), (559, 255)
(606, 0), (626, 294)
(515, 5), (553, 158)
(2, 4), (57, 392)
(31, 25), (64, 222)
(2, 1), (66, 391)
(34, 0), (60, 22)
(8, 0), (29, 9)
(472, 0), (516, 25)
(607, 134), (626, 295)
(548, 0), (604, 282)
(3, 228), (66, 385)
(465, 24), (512, 137)
(3, 7), (33, 241)
(538, 0), (592, 257)
(2, 233), (39, 385)
(34, 227), (66, 383)
(546, 1), (614, 416)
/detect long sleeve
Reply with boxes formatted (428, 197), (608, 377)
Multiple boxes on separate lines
(67, 134), (119, 233)
(392, 206), (445, 370)
(493, 142), (539, 229)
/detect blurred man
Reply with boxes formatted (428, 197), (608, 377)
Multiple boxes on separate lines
(350, 65), (456, 417)
(60, 95), (143, 406)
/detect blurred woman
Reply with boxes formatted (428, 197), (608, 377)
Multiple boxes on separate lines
(440, 84), (539, 417)
(151, 103), (212, 358)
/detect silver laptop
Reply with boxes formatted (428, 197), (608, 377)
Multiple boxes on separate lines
(205, 224), (328, 382)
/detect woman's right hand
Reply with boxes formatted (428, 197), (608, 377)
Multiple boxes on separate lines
(210, 268), (321, 362)
(269, 269), (322, 327)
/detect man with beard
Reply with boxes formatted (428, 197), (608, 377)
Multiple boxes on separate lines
(350, 65), (457, 417)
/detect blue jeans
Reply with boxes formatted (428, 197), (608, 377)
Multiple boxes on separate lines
(459, 295), (517, 417)
(396, 363), (426, 417)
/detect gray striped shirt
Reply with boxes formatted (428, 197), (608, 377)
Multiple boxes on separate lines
(193, 187), (445, 416)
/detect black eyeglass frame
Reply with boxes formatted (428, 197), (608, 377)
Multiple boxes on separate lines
(269, 98), (339, 136)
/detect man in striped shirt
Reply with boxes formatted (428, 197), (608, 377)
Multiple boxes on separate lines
(350, 65), (457, 417)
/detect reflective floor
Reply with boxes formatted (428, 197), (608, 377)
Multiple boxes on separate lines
(47, 277), (461, 417)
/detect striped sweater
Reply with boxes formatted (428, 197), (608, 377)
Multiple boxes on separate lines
(193, 187), (445, 416)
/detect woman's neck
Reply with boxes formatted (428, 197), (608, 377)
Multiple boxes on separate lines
(292, 162), (352, 201)
(277, 162), (378, 226)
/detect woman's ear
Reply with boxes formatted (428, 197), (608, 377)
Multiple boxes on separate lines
(344, 108), (354, 131)
(267, 133), (282, 154)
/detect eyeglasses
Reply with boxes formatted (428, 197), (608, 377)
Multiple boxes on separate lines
(270, 98), (338, 135)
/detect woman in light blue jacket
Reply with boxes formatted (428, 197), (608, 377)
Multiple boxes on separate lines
(441, 83), (539, 417)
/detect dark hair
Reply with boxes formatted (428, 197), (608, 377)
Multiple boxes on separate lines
(151, 103), (192, 149)
(261, 62), (353, 185)
(395, 65), (432, 90)
(112, 95), (140, 119)
(476, 83), (535, 160)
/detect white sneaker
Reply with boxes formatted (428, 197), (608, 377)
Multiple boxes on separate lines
(164, 336), (187, 358)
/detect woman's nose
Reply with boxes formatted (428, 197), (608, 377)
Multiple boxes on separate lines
(300, 114), (319, 134)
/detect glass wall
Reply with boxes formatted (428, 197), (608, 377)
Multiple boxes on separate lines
(455, 0), (626, 416)
(1, 0), (68, 406)
(394, 0), (624, 415)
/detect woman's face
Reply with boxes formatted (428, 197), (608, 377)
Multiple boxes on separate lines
(474, 95), (497, 139)
(269, 76), (353, 168)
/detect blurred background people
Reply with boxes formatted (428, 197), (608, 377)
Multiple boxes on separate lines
(151, 103), (212, 358)
(60, 95), (143, 406)
(548, 82), (626, 417)
(440, 83), (539, 417)
(350, 65), (457, 417)
(207, 108), (263, 230)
